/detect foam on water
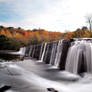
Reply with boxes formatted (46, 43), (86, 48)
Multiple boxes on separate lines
(1, 62), (92, 92)
(12, 64), (92, 92)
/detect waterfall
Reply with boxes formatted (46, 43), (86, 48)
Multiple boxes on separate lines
(32, 45), (35, 58)
(41, 43), (47, 62)
(49, 42), (58, 65)
(28, 45), (32, 57)
(25, 38), (92, 74)
(54, 40), (63, 67)
(39, 44), (44, 60)
(18, 47), (26, 55)
(65, 40), (92, 74)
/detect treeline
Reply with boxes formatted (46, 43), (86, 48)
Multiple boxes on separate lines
(0, 25), (92, 50)
(0, 26), (63, 50)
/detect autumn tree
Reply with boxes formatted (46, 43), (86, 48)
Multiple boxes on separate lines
(5, 29), (12, 38)
(0, 35), (23, 50)
(0, 28), (6, 35)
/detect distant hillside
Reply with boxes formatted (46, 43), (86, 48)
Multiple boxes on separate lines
(0, 25), (91, 50)
(0, 26), (64, 44)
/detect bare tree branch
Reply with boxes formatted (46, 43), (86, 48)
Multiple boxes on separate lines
(86, 14), (92, 31)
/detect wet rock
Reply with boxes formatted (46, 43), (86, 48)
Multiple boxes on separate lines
(33, 45), (42, 60)
(0, 85), (11, 92)
(26, 44), (42, 60)
(43, 43), (53, 64)
(59, 39), (74, 70)
(47, 88), (58, 92)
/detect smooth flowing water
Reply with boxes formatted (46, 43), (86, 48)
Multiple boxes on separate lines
(26, 39), (92, 75)
(1, 39), (92, 92)
(65, 40), (92, 74)
(41, 43), (47, 62)
(0, 60), (92, 92)
(54, 40), (63, 67)
(49, 42), (58, 65)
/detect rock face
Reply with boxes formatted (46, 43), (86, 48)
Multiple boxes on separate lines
(59, 39), (74, 70)
(25, 38), (92, 74)
(25, 39), (74, 69)
(25, 44), (42, 60)
(43, 42), (55, 64)
(33, 45), (42, 60)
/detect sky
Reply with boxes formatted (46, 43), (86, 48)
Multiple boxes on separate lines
(0, 0), (92, 32)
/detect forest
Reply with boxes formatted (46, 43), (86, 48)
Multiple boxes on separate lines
(0, 25), (91, 50)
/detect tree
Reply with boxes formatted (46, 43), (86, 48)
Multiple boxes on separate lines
(0, 35), (23, 50)
(86, 14), (92, 31)
(82, 26), (88, 30)
(0, 29), (6, 35)
(6, 29), (12, 38)
(0, 35), (12, 50)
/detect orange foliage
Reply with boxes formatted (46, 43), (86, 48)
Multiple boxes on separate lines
(5, 29), (12, 38)
(0, 29), (6, 35)
(0, 25), (92, 45)
(64, 32), (74, 39)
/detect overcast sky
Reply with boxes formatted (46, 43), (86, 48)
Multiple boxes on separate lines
(0, 0), (92, 32)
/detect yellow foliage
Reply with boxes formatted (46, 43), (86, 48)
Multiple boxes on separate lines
(6, 29), (12, 38)
(0, 29), (6, 35)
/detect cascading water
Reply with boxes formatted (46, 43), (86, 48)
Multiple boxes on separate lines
(41, 43), (47, 62)
(42, 43), (53, 64)
(65, 40), (92, 74)
(49, 42), (58, 65)
(17, 47), (26, 55)
(32, 45), (35, 58)
(25, 38), (92, 75)
(28, 45), (33, 57)
(8, 38), (92, 92)
(39, 44), (44, 60)
(54, 40), (63, 67)
(2, 39), (92, 92)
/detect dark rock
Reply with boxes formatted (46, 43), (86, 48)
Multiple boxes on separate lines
(47, 88), (58, 92)
(78, 50), (87, 74)
(33, 45), (42, 59)
(59, 39), (72, 70)
(43, 43), (53, 64)
(0, 85), (11, 92)
(0, 52), (21, 61)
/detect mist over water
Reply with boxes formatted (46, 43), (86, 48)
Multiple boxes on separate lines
(1, 60), (92, 92)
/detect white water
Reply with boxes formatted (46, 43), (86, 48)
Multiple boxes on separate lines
(1, 60), (92, 92)
(41, 43), (47, 62)
(39, 44), (44, 60)
(49, 42), (57, 65)
(18, 47), (26, 55)
(28, 45), (32, 57)
(9, 47), (26, 56)
(32, 45), (35, 58)
(25, 39), (92, 75)
(18, 39), (92, 92)
(54, 40), (63, 67)
(65, 40), (92, 74)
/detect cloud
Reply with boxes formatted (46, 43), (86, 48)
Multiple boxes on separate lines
(0, 0), (92, 32)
